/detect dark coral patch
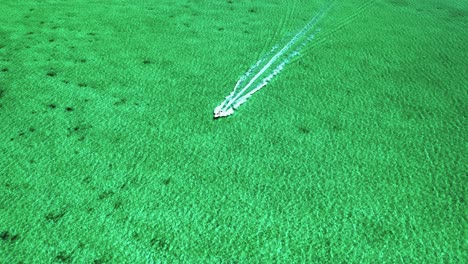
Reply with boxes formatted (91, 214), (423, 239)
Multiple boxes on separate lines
(45, 210), (66, 222)
(55, 251), (72, 263)
(46, 71), (57, 77)
(297, 126), (311, 134)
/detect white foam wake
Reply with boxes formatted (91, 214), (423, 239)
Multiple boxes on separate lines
(214, 5), (329, 118)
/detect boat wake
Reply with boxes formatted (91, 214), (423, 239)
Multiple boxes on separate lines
(214, 4), (331, 118)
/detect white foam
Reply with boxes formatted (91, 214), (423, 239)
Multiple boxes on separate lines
(214, 5), (330, 118)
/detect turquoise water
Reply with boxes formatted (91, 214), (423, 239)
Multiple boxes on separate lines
(0, 0), (466, 263)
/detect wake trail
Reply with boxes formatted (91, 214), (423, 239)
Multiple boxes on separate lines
(214, 3), (332, 118)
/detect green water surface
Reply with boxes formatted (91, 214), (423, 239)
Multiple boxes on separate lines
(0, 0), (466, 263)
